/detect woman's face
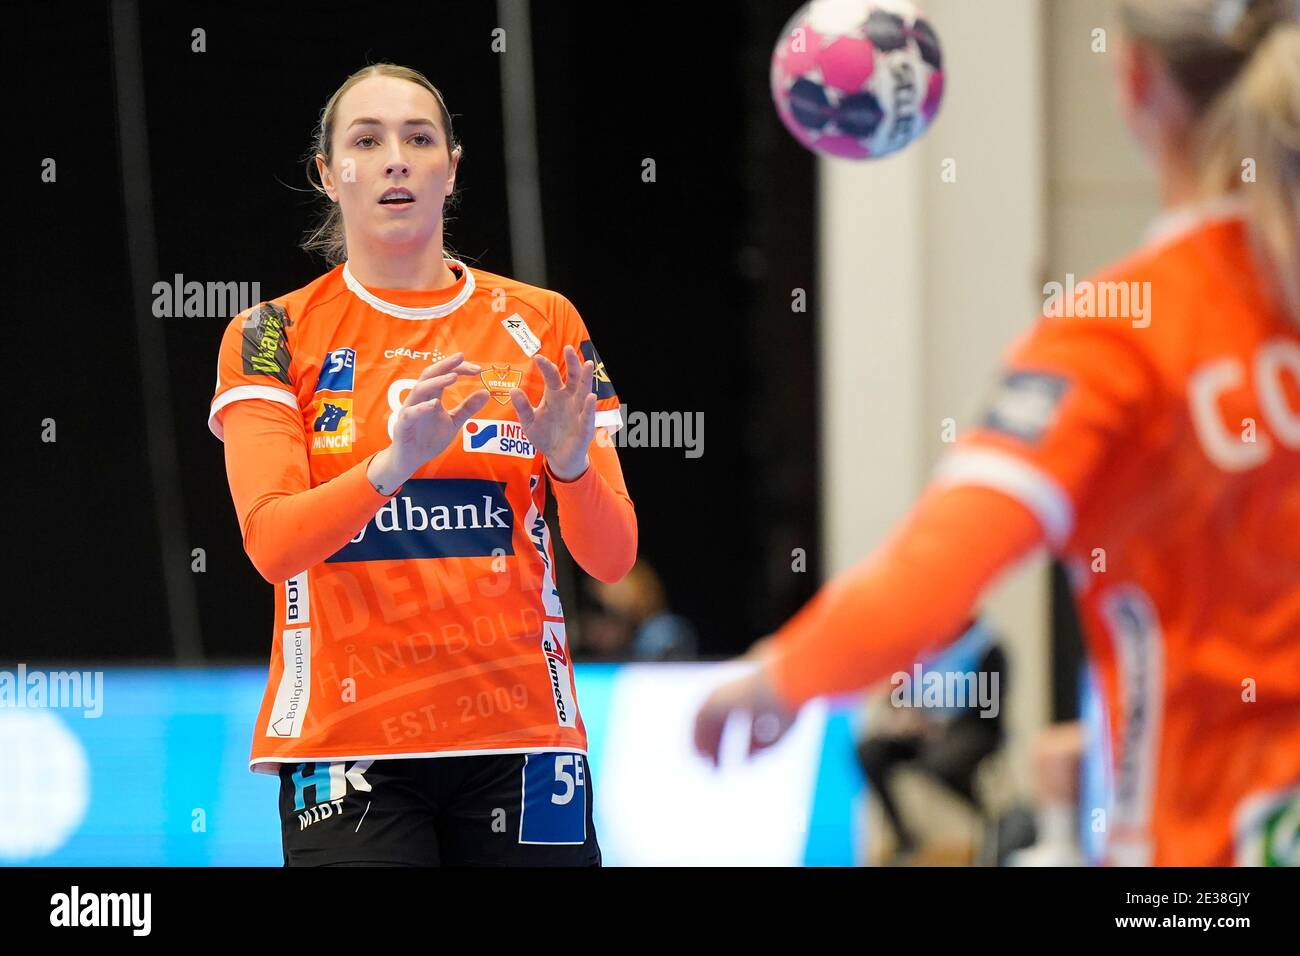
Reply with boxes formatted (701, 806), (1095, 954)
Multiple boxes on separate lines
(317, 75), (459, 256)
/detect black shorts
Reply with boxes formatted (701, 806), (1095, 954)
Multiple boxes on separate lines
(277, 751), (601, 867)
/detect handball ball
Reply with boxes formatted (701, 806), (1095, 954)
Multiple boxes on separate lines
(771, 0), (945, 160)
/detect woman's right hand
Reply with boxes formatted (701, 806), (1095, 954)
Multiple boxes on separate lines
(367, 353), (490, 494)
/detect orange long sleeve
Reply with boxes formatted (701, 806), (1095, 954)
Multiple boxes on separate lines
(766, 484), (1045, 710)
(222, 398), (396, 583)
(547, 431), (638, 583)
(223, 398), (636, 587)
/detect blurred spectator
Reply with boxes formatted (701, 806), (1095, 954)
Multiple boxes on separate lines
(855, 619), (1007, 864)
(578, 560), (699, 661)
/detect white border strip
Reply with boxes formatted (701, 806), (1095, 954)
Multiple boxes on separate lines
(208, 384), (299, 440)
(251, 745), (589, 775)
(932, 448), (1075, 547)
(342, 259), (476, 320)
(1097, 583), (1164, 867)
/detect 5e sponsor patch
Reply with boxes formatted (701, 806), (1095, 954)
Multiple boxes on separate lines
(316, 347), (356, 392)
(519, 752), (587, 845)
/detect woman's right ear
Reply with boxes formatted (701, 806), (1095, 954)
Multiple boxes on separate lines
(315, 154), (337, 201)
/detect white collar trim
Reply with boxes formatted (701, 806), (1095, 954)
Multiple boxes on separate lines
(1141, 193), (1247, 252)
(342, 259), (475, 320)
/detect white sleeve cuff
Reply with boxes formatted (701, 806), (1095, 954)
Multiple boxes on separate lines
(932, 448), (1076, 547)
(208, 385), (299, 441)
(594, 406), (623, 435)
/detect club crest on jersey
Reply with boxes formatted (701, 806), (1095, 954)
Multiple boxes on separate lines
(481, 363), (523, 404)
(311, 396), (354, 455)
(501, 314), (542, 357)
(463, 419), (536, 458)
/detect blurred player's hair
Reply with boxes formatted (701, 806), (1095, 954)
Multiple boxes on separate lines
(1119, 0), (1300, 319)
(301, 62), (465, 267)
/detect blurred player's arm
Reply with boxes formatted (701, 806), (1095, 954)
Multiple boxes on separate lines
(221, 398), (395, 583)
(766, 484), (1043, 708)
(765, 318), (1158, 710)
(548, 429), (637, 583)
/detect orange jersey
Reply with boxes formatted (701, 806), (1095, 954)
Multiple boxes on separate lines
(768, 200), (1300, 865)
(208, 259), (634, 774)
(936, 205), (1300, 865)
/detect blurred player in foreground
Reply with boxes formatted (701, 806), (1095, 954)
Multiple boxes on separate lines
(695, 0), (1300, 865)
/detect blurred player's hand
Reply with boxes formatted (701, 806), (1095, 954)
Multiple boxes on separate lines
(511, 345), (597, 481)
(693, 662), (797, 769)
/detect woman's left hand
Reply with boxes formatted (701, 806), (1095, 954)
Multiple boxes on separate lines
(510, 345), (597, 481)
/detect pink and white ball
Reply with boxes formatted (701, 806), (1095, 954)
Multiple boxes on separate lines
(771, 0), (945, 160)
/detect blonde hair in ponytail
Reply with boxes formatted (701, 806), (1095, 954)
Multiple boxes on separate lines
(1200, 22), (1300, 319)
(1118, 0), (1300, 321)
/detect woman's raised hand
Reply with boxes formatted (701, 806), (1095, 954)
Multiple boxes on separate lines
(509, 345), (597, 481)
(391, 352), (490, 466)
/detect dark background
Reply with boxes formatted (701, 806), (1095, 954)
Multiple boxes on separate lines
(15, 0), (821, 662)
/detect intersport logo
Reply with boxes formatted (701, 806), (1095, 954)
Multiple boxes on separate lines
(326, 479), (515, 563)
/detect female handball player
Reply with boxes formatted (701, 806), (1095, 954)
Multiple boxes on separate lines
(208, 64), (636, 866)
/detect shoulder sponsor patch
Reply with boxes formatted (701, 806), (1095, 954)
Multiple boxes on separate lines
(578, 340), (616, 400)
(316, 347), (355, 392)
(501, 313), (542, 357)
(311, 396), (354, 455)
(241, 302), (294, 385)
(982, 371), (1069, 443)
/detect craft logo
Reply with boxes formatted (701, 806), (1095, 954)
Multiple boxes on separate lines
(383, 345), (446, 362)
(481, 363), (523, 404)
(463, 419), (536, 458)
